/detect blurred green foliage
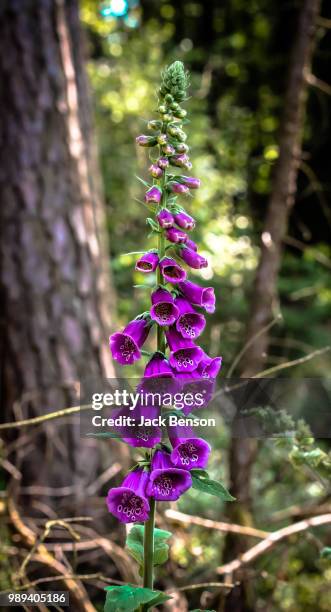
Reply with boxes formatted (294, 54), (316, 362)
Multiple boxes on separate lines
(81, 0), (331, 377)
(80, 1), (331, 609)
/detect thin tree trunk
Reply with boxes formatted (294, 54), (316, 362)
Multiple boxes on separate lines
(224, 0), (321, 609)
(0, 0), (118, 511)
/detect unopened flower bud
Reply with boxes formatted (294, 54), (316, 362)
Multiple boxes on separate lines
(149, 163), (163, 179)
(145, 186), (162, 204)
(136, 135), (157, 147)
(165, 93), (173, 103)
(163, 113), (173, 122)
(157, 209), (174, 228)
(181, 176), (201, 189)
(168, 182), (190, 195)
(176, 142), (189, 154)
(169, 154), (189, 167)
(174, 212), (196, 230)
(170, 101), (179, 111)
(179, 247), (208, 269)
(158, 157), (169, 169)
(158, 105), (167, 114)
(147, 120), (162, 131)
(186, 238), (198, 251)
(157, 133), (168, 145)
(162, 144), (176, 155)
(166, 227), (188, 244)
(168, 126), (183, 138)
(174, 108), (187, 119)
(176, 129), (187, 142)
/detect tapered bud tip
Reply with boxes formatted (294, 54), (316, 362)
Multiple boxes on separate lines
(182, 176), (201, 189)
(136, 135), (157, 147)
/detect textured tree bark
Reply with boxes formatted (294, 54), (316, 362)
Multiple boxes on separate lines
(0, 0), (118, 510)
(224, 0), (321, 610)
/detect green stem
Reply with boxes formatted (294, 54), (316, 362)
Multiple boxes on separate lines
(142, 155), (168, 603)
(142, 496), (156, 591)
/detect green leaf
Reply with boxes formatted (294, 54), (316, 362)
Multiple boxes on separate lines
(146, 591), (172, 609)
(104, 585), (170, 612)
(191, 472), (235, 501)
(133, 285), (153, 290)
(135, 175), (151, 188)
(86, 432), (121, 439)
(126, 525), (172, 569)
(146, 217), (160, 233)
(122, 251), (148, 256)
(320, 547), (331, 560)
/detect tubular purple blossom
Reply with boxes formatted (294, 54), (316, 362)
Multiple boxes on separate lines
(176, 372), (216, 414)
(109, 319), (151, 365)
(146, 450), (192, 501)
(150, 288), (179, 326)
(136, 135), (157, 147)
(185, 238), (198, 251)
(145, 186), (162, 204)
(157, 208), (174, 228)
(165, 227), (188, 244)
(106, 468), (150, 523)
(174, 212), (196, 230)
(178, 280), (216, 313)
(135, 251), (159, 273)
(168, 425), (211, 470)
(179, 247), (208, 269)
(149, 163), (163, 179)
(197, 351), (222, 379)
(181, 176), (201, 189)
(166, 326), (203, 372)
(143, 351), (175, 378)
(124, 405), (162, 448)
(159, 257), (187, 284)
(168, 182), (190, 195)
(175, 297), (206, 339)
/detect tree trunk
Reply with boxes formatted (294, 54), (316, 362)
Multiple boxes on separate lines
(0, 0), (118, 510)
(224, 0), (321, 609)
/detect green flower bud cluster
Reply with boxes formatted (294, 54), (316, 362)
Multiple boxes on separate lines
(137, 62), (191, 170)
(158, 60), (190, 102)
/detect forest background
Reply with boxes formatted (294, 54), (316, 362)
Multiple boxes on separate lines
(0, 1), (331, 611)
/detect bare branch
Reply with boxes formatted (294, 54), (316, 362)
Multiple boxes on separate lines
(226, 316), (282, 377)
(165, 509), (269, 539)
(217, 513), (331, 575)
(306, 71), (331, 95)
(254, 345), (330, 378)
(167, 581), (235, 593)
(0, 404), (90, 431)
